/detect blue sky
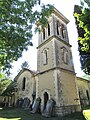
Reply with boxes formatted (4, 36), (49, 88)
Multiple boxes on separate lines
(11, 0), (85, 78)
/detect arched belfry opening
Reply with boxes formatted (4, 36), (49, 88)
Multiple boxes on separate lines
(48, 23), (50, 36)
(42, 28), (45, 40)
(43, 92), (49, 109)
(57, 20), (60, 35)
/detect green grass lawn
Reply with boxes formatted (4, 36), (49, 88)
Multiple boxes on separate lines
(82, 106), (90, 120)
(83, 110), (90, 120)
(0, 107), (85, 120)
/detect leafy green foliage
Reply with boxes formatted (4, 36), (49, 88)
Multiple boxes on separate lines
(74, 1), (90, 75)
(0, 72), (17, 96)
(0, 73), (11, 95)
(2, 80), (17, 96)
(0, 0), (53, 74)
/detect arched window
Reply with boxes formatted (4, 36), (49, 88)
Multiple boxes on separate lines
(42, 49), (48, 65)
(48, 23), (50, 36)
(22, 77), (26, 90)
(57, 21), (60, 35)
(42, 28), (45, 40)
(44, 50), (48, 64)
(61, 47), (69, 64)
(86, 90), (89, 100)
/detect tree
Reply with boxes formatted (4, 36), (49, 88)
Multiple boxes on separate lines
(21, 61), (30, 69)
(0, 0), (53, 74)
(0, 72), (17, 97)
(0, 73), (11, 95)
(2, 80), (17, 96)
(74, 0), (90, 75)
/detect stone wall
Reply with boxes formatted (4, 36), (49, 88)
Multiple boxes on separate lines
(16, 69), (36, 104)
(53, 105), (81, 116)
(76, 77), (90, 106)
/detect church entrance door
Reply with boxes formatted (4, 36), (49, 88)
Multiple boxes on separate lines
(44, 92), (49, 110)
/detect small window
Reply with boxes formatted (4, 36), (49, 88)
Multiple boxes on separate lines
(79, 91), (81, 98)
(48, 23), (50, 36)
(86, 90), (89, 100)
(22, 77), (26, 90)
(44, 50), (48, 65)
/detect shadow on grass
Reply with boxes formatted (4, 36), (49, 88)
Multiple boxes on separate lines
(0, 107), (85, 120)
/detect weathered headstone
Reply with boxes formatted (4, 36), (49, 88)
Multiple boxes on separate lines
(31, 97), (41, 113)
(42, 99), (55, 117)
(16, 98), (24, 108)
(22, 97), (31, 110)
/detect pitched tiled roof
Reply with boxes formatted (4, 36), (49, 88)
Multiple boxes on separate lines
(14, 68), (37, 81)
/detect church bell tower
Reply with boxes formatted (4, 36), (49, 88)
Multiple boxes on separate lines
(37, 8), (81, 115)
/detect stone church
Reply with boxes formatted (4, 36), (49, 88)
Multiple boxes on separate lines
(14, 8), (82, 116)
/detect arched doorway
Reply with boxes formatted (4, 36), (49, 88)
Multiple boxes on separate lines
(44, 92), (49, 110)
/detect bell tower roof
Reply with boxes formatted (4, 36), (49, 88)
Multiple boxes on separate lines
(37, 7), (70, 47)
(53, 7), (69, 24)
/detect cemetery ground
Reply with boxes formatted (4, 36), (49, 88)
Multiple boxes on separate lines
(0, 107), (87, 120)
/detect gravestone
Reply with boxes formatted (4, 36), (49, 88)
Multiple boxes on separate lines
(31, 97), (41, 113)
(42, 99), (55, 117)
(16, 98), (24, 108)
(22, 97), (31, 110)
